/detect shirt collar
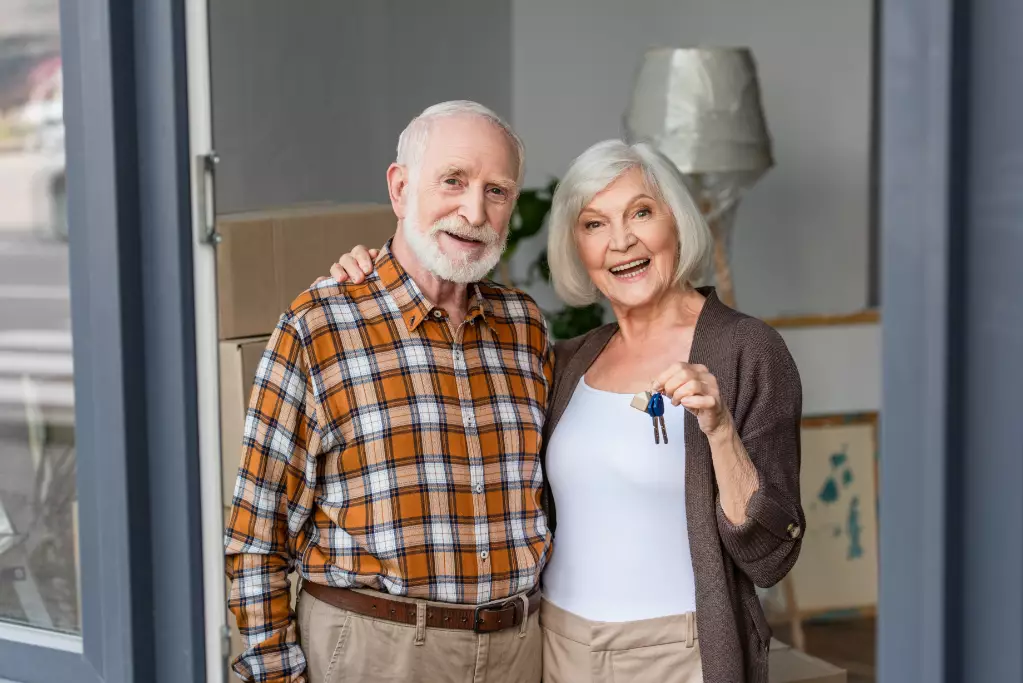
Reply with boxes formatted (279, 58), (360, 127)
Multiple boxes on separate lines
(467, 285), (497, 333)
(376, 240), (496, 333)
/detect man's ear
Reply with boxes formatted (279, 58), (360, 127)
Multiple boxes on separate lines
(387, 163), (409, 220)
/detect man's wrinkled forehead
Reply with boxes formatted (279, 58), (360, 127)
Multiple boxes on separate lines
(419, 116), (520, 186)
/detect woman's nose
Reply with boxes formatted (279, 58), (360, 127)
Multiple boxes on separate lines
(609, 222), (636, 251)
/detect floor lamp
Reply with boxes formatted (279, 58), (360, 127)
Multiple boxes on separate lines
(624, 47), (774, 310)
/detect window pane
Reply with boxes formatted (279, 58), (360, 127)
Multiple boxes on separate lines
(0, 0), (79, 635)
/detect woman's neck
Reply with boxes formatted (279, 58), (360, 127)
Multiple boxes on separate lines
(612, 286), (706, 350)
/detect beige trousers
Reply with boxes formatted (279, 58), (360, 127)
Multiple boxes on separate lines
(297, 588), (542, 683)
(540, 600), (703, 683)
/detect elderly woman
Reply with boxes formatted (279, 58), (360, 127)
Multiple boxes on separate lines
(327, 140), (803, 683)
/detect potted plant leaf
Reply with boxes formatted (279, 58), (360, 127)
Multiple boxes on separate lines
(498, 179), (605, 340)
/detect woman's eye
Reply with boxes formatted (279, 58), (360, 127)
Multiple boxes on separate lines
(489, 187), (506, 196)
(444, 178), (460, 186)
(585, 221), (601, 230)
(635, 208), (651, 219)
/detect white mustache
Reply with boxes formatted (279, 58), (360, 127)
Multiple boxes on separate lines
(429, 216), (499, 246)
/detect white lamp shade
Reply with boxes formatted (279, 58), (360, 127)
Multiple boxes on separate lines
(624, 47), (774, 176)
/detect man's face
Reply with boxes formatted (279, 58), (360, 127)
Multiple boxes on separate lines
(398, 115), (519, 283)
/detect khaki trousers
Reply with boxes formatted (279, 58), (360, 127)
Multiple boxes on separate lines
(540, 600), (703, 683)
(297, 588), (542, 683)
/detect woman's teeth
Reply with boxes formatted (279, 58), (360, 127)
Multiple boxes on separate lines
(609, 259), (651, 278)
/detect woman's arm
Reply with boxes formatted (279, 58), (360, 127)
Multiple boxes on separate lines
(658, 319), (804, 587)
(658, 362), (761, 524)
(707, 422), (760, 525)
(714, 320), (804, 587)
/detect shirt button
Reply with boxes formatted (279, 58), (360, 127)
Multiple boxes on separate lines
(432, 309), (443, 319)
(480, 550), (489, 560)
(475, 483), (484, 494)
(786, 522), (802, 539)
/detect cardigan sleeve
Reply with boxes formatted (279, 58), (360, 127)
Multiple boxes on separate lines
(715, 318), (805, 588)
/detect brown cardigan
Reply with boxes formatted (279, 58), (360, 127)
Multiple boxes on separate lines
(540, 288), (804, 683)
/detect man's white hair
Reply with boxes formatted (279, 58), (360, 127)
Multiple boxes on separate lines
(547, 140), (712, 307)
(396, 100), (525, 186)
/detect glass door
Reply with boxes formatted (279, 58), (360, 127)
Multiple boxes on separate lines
(0, 0), (80, 646)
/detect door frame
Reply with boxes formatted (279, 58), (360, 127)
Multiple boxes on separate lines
(184, 0), (231, 680)
(878, 0), (1023, 681)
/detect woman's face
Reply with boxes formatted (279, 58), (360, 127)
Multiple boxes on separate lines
(573, 167), (679, 310)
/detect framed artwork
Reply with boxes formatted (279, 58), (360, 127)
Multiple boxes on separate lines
(788, 412), (879, 618)
(763, 310), (879, 330)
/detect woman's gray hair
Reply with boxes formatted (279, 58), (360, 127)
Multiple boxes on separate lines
(547, 140), (712, 307)
(396, 100), (526, 187)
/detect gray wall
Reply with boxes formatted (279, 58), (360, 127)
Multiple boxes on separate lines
(209, 0), (874, 321)
(511, 0), (874, 320)
(210, 1), (512, 214)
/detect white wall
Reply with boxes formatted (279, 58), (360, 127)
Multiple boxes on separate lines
(210, 1), (513, 215)
(511, 0), (874, 320)
(779, 324), (880, 415)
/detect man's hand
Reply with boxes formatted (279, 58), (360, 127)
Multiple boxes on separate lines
(332, 245), (379, 284)
(311, 245), (378, 287)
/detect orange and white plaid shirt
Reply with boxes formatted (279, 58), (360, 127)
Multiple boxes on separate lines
(224, 243), (554, 682)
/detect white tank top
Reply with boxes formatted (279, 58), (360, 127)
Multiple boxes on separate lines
(542, 377), (697, 622)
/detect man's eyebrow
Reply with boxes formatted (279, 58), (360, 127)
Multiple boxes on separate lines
(490, 177), (517, 190)
(435, 166), (516, 191)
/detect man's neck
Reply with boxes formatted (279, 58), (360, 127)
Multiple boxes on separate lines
(390, 231), (470, 322)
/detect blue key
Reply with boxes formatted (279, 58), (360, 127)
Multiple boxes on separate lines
(649, 392), (665, 417)
(646, 392), (669, 444)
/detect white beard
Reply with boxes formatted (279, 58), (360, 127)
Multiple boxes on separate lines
(402, 193), (506, 284)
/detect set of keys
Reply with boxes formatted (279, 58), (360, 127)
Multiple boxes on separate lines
(630, 390), (669, 444)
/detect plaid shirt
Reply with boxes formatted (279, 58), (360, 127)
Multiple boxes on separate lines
(224, 244), (554, 683)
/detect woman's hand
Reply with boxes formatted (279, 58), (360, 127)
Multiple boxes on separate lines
(654, 362), (733, 438)
(656, 361), (758, 525)
(312, 245), (379, 287)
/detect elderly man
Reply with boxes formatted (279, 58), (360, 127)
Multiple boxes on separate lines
(225, 101), (552, 683)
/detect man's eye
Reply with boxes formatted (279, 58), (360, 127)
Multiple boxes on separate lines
(489, 187), (506, 196)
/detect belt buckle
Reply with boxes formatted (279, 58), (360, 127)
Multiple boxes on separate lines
(472, 598), (519, 633)
(472, 604), (487, 633)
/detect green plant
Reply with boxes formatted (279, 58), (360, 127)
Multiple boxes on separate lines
(499, 178), (606, 340)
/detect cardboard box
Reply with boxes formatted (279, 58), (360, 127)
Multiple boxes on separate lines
(216, 203), (397, 339)
(770, 638), (847, 683)
(220, 336), (271, 506)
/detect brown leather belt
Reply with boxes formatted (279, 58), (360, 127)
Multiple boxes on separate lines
(302, 581), (540, 634)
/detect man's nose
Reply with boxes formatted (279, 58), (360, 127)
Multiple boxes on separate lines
(460, 187), (487, 228)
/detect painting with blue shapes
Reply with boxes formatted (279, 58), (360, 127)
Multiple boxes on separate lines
(788, 415), (878, 615)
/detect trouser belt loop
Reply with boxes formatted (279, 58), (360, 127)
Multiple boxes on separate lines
(518, 593), (531, 638)
(414, 600), (427, 645)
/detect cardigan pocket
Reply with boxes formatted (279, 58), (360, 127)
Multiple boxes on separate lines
(743, 593), (773, 649)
